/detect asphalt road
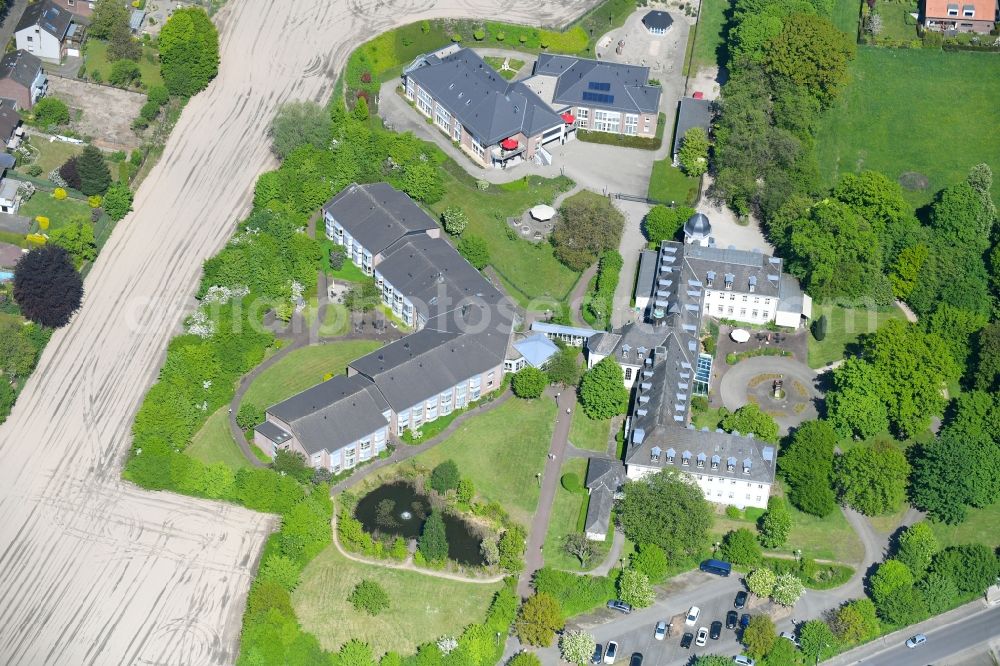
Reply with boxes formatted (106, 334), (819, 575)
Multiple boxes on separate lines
(841, 605), (1000, 666)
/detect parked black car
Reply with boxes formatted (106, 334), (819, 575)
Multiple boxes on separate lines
(710, 621), (723, 639)
(734, 591), (748, 609)
(591, 643), (604, 664)
(629, 653), (643, 666)
(740, 613), (752, 629)
(726, 611), (739, 629)
(680, 633), (694, 649)
(607, 600), (632, 614)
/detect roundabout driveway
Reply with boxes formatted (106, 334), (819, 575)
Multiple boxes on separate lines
(718, 356), (821, 433)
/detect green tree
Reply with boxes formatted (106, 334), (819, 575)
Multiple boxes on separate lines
(457, 234), (489, 269)
(717, 528), (762, 566)
(746, 567), (777, 598)
(48, 222), (96, 268)
(743, 614), (776, 658)
(758, 496), (791, 548)
(552, 191), (626, 271)
(763, 13), (855, 104)
(563, 532), (597, 567)
(643, 205), (694, 243)
(833, 441), (910, 516)
(799, 619), (837, 660)
(578, 357), (629, 420)
(441, 206), (468, 235)
(929, 544), (1000, 595)
(876, 585), (927, 626)
(546, 346), (581, 386)
(159, 8), (220, 97)
(679, 127), (710, 176)
(498, 524), (526, 572)
(430, 460), (460, 494)
(348, 579), (390, 615)
(720, 403), (779, 443)
(870, 559), (913, 606)
(0, 322), (39, 379)
(630, 543), (668, 583)
(693, 657), (732, 666)
(833, 171), (918, 266)
(507, 654), (541, 666)
(771, 572), (805, 606)
(896, 522), (939, 577)
(338, 639), (376, 666)
(924, 304), (988, 372)
(512, 367), (547, 399)
(514, 592), (564, 647)
(76, 145), (112, 196)
(400, 161), (444, 204)
(13, 245), (83, 328)
(89, 0), (130, 39)
(825, 359), (891, 439)
(353, 95), (369, 121)
(617, 470), (712, 560)
(917, 571), (959, 614)
(108, 59), (141, 87)
(456, 478), (474, 504)
(30, 97), (70, 127)
(972, 322), (1000, 392)
(779, 419), (837, 516)
(258, 554), (300, 591)
(418, 511), (449, 562)
(833, 598), (880, 643)
(559, 629), (596, 665)
(890, 244), (928, 300)
(617, 568), (654, 608)
(269, 101), (332, 159)
(235, 403), (263, 430)
(102, 182), (134, 221)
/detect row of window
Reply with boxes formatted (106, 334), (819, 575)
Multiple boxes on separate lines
(706, 489), (763, 502)
(707, 292), (772, 305)
(395, 372), (495, 434)
(711, 305), (770, 319)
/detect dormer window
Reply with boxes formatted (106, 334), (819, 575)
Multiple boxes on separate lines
(743, 458), (753, 475)
(650, 445), (661, 463)
(682, 451), (691, 466)
(696, 453), (706, 469)
(666, 448), (675, 464)
(727, 456), (736, 472)
(711, 454), (720, 470)
(947, 3), (959, 14)
(748, 275), (757, 293)
(962, 3), (974, 15)
(706, 271), (715, 287)
(724, 274), (734, 290)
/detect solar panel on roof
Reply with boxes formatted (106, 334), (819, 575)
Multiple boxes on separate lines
(588, 81), (611, 91)
(581, 91), (615, 104)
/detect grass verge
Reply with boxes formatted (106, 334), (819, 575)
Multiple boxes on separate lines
(569, 408), (611, 453)
(807, 302), (907, 369)
(647, 158), (700, 205)
(185, 407), (250, 471)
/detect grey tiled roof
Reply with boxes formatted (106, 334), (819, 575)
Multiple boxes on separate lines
(643, 10), (674, 30)
(255, 420), (291, 445)
(322, 182), (436, 257)
(625, 426), (776, 486)
(406, 48), (564, 146)
(534, 54), (661, 114)
(585, 486), (614, 535)
(672, 97), (713, 157)
(16, 0), (72, 38)
(0, 50), (42, 91)
(268, 374), (390, 455)
(684, 244), (783, 298)
(586, 457), (624, 491)
(0, 100), (20, 142)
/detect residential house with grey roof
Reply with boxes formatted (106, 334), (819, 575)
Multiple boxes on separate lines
(255, 183), (515, 471)
(0, 50), (47, 111)
(527, 54), (661, 139)
(403, 45), (573, 168)
(584, 458), (625, 541)
(15, 0), (82, 62)
(672, 96), (713, 165)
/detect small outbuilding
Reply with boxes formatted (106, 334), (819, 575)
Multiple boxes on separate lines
(642, 10), (674, 35)
(672, 96), (713, 165)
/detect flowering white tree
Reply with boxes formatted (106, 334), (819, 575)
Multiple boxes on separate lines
(559, 629), (597, 664)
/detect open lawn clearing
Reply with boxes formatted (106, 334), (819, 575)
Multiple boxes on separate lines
(569, 408), (611, 452)
(240, 340), (381, 411)
(45, 75), (145, 151)
(711, 502), (864, 564)
(815, 48), (1000, 211)
(873, 2), (919, 41)
(868, 502), (911, 535)
(692, 405), (725, 430)
(833, 0), (861, 33)
(929, 501), (1000, 550)
(186, 407), (250, 471)
(689, 0), (729, 74)
(807, 302), (907, 369)
(84, 40), (164, 88)
(430, 164), (578, 308)
(20, 136), (82, 174)
(543, 458), (613, 571)
(648, 158), (701, 205)
(367, 397), (556, 526)
(19, 192), (93, 230)
(293, 544), (500, 657)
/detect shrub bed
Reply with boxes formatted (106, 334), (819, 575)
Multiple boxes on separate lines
(577, 113), (666, 150)
(725, 347), (793, 365)
(533, 567), (618, 618)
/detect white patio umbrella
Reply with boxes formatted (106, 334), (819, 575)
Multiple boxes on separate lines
(529, 204), (556, 221)
(730, 329), (751, 343)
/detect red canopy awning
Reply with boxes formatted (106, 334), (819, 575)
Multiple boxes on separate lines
(561, 112), (576, 124)
(692, 91), (705, 100)
(500, 138), (518, 150)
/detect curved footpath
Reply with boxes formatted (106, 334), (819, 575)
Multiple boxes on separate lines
(0, 0), (599, 663)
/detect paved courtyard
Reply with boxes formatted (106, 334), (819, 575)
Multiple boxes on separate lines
(718, 356), (820, 433)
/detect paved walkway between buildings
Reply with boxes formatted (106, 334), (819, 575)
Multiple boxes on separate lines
(328, 505), (506, 584)
(569, 262), (598, 327)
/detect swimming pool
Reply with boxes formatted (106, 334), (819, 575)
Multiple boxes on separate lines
(0, 271), (13, 281)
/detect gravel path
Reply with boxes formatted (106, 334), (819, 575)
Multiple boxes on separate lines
(0, 0), (600, 663)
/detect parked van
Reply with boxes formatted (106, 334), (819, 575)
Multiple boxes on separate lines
(700, 559), (732, 577)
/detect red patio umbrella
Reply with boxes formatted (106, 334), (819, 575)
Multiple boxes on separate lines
(561, 112), (576, 124)
(500, 137), (518, 150)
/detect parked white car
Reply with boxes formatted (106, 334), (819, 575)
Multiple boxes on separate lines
(695, 626), (709, 646)
(685, 606), (701, 626)
(906, 634), (927, 648)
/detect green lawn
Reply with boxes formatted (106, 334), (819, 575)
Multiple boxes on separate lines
(293, 544), (501, 657)
(543, 458), (613, 571)
(20, 137), (81, 174)
(929, 501), (1000, 551)
(692, 405), (725, 431)
(20, 193), (92, 230)
(240, 340), (381, 411)
(689, 0), (730, 74)
(815, 48), (1000, 212)
(569, 408), (611, 453)
(186, 407), (251, 471)
(807, 302), (907, 368)
(874, 3), (919, 41)
(369, 397), (556, 526)
(832, 0), (861, 33)
(711, 501), (865, 564)
(647, 159), (700, 205)
(429, 164), (578, 308)
(85, 39), (163, 88)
